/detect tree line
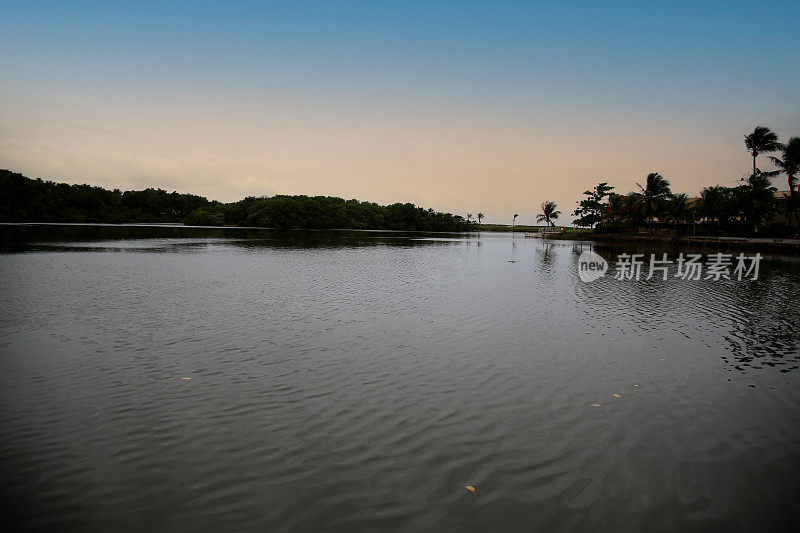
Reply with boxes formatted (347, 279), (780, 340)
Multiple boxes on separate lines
(187, 195), (470, 231)
(0, 169), (472, 232)
(0, 169), (211, 224)
(572, 127), (799, 235)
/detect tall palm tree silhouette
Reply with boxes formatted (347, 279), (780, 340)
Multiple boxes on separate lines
(635, 172), (672, 225)
(745, 126), (783, 176)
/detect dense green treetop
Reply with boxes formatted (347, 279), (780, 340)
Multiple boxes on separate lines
(0, 169), (471, 232)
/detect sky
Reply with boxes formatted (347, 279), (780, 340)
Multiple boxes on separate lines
(1, 1), (799, 224)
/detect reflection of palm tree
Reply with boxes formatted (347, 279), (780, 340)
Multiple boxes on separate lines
(745, 126), (783, 176)
(477, 212), (484, 224)
(536, 243), (554, 267)
(536, 201), (561, 226)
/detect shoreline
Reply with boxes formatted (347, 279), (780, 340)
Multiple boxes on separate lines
(5, 222), (800, 254)
(528, 232), (800, 255)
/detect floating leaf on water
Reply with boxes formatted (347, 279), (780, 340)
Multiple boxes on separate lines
(590, 403), (603, 407)
(181, 377), (192, 380)
(634, 384), (639, 387)
(508, 260), (518, 263)
(612, 393), (621, 398)
(465, 485), (476, 493)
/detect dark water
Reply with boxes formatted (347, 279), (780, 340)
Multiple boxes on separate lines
(1, 225), (800, 532)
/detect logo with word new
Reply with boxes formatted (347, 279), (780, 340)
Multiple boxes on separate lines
(576, 251), (761, 282)
(578, 250), (608, 282)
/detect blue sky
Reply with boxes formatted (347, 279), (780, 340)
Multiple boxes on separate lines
(2, 1), (799, 223)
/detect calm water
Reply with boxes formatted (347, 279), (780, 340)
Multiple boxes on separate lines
(1, 225), (800, 532)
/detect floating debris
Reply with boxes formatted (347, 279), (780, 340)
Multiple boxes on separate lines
(612, 393), (621, 398)
(465, 485), (476, 493)
(181, 377), (192, 380)
(590, 403), (603, 407)
(508, 260), (518, 263)
(634, 384), (639, 387)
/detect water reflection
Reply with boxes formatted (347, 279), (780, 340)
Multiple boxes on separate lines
(0, 223), (477, 253)
(2, 226), (800, 530)
(4, 225), (799, 378)
(574, 241), (800, 375)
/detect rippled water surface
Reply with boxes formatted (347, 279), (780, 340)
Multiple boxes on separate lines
(2, 225), (800, 532)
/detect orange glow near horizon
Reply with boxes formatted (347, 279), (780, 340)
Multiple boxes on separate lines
(3, 87), (791, 225)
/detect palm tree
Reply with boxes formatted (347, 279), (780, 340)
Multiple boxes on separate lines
(698, 185), (731, 226)
(624, 193), (646, 229)
(663, 193), (694, 228)
(466, 213), (473, 222)
(477, 212), (484, 224)
(513, 213), (518, 226)
(635, 172), (672, 226)
(770, 137), (800, 195)
(741, 171), (777, 233)
(745, 126), (783, 176)
(536, 201), (561, 227)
